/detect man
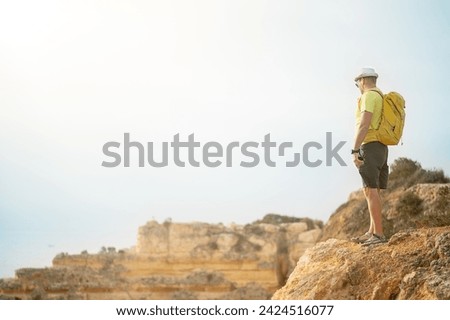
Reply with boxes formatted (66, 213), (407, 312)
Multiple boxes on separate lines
(351, 67), (388, 246)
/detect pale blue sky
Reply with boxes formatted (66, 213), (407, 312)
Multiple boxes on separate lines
(0, 0), (449, 277)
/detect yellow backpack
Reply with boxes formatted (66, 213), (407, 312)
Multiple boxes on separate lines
(371, 90), (406, 145)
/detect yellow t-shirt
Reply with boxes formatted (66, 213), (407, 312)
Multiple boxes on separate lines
(355, 88), (383, 144)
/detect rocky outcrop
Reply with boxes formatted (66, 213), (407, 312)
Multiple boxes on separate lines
(0, 215), (322, 300)
(272, 226), (450, 300)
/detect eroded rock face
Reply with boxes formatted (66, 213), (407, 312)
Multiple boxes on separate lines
(136, 218), (322, 276)
(0, 215), (322, 300)
(272, 226), (450, 300)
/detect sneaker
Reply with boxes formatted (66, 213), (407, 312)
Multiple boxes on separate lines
(361, 234), (387, 246)
(351, 232), (372, 244)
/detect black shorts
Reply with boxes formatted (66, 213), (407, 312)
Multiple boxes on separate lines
(358, 141), (389, 189)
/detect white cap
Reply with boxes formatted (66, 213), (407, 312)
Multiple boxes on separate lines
(354, 67), (379, 81)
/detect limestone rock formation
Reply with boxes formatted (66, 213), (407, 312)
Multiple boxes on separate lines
(272, 226), (450, 300)
(0, 215), (322, 300)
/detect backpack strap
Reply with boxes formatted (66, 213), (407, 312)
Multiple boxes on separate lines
(368, 89), (384, 130)
(369, 88), (383, 99)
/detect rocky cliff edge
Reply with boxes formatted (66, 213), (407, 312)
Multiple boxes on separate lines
(272, 226), (450, 299)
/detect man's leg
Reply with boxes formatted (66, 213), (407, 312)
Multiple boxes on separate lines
(368, 188), (382, 233)
(363, 187), (383, 236)
(368, 215), (374, 234)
